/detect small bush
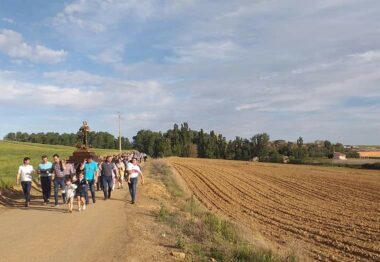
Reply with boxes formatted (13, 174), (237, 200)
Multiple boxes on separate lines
(183, 220), (208, 242)
(203, 212), (221, 234)
(362, 163), (380, 170)
(176, 235), (186, 249)
(266, 151), (284, 163)
(184, 195), (202, 218)
(158, 204), (170, 222)
(209, 247), (225, 261)
(288, 157), (306, 164)
(220, 220), (238, 243)
(233, 245), (279, 262)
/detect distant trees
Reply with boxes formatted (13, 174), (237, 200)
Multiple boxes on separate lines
(3, 131), (132, 150)
(251, 133), (270, 161)
(4, 122), (358, 161)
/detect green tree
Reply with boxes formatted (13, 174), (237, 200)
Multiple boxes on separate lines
(251, 133), (270, 161)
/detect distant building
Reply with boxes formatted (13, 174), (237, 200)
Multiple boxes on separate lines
(358, 151), (380, 158)
(333, 152), (347, 160)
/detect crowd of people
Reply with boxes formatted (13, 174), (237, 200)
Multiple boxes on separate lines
(16, 152), (147, 212)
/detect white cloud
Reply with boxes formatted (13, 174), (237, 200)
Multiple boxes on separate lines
(167, 41), (240, 63)
(53, 0), (195, 34)
(42, 70), (173, 108)
(89, 46), (124, 64)
(0, 83), (103, 109)
(0, 29), (67, 63)
(347, 50), (380, 63)
(43, 70), (105, 85)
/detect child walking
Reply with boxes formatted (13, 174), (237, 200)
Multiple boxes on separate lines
(75, 172), (87, 211)
(64, 177), (77, 213)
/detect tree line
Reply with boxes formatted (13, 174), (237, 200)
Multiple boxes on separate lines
(132, 123), (359, 161)
(3, 131), (132, 150)
(4, 122), (359, 162)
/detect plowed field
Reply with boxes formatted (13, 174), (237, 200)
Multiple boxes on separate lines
(168, 157), (380, 261)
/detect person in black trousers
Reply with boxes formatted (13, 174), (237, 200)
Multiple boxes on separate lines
(16, 157), (35, 207)
(37, 155), (53, 205)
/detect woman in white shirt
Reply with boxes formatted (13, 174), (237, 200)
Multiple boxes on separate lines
(17, 157), (35, 208)
(126, 158), (144, 204)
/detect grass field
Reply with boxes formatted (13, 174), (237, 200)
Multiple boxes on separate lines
(168, 157), (380, 261)
(0, 140), (120, 188)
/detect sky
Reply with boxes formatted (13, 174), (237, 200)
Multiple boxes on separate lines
(0, 0), (379, 145)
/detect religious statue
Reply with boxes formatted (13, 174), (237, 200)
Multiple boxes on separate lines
(68, 121), (99, 164)
(79, 121), (90, 148)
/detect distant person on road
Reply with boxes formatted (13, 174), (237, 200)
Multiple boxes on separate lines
(116, 158), (125, 189)
(16, 157), (35, 208)
(52, 154), (66, 207)
(126, 158), (144, 204)
(100, 156), (117, 200)
(80, 156), (98, 204)
(64, 177), (77, 213)
(75, 172), (87, 211)
(37, 155), (53, 205)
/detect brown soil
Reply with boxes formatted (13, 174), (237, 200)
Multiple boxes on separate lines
(168, 157), (380, 261)
(0, 165), (177, 262)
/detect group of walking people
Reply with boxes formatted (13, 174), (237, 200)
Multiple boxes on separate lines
(16, 152), (145, 212)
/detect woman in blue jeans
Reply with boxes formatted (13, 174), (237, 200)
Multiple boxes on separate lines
(126, 158), (144, 204)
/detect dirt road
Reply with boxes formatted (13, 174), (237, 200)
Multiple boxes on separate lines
(0, 170), (175, 262)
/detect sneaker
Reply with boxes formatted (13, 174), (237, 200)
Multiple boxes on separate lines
(83, 204), (86, 210)
(78, 207), (82, 212)
(53, 204), (59, 208)
(93, 199), (96, 204)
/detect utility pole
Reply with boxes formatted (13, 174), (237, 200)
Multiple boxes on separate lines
(118, 112), (122, 154)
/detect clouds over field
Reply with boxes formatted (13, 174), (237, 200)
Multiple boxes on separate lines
(0, 0), (379, 144)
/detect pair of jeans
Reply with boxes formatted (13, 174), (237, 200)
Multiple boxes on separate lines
(97, 176), (103, 191)
(40, 176), (51, 202)
(21, 181), (31, 203)
(128, 177), (138, 202)
(54, 177), (66, 205)
(85, 179), (96, 204)
(102, 176), (113, 199)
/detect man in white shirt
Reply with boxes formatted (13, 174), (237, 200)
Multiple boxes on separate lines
(17, 157), (35, 208)
(126, 158), (144, 204)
